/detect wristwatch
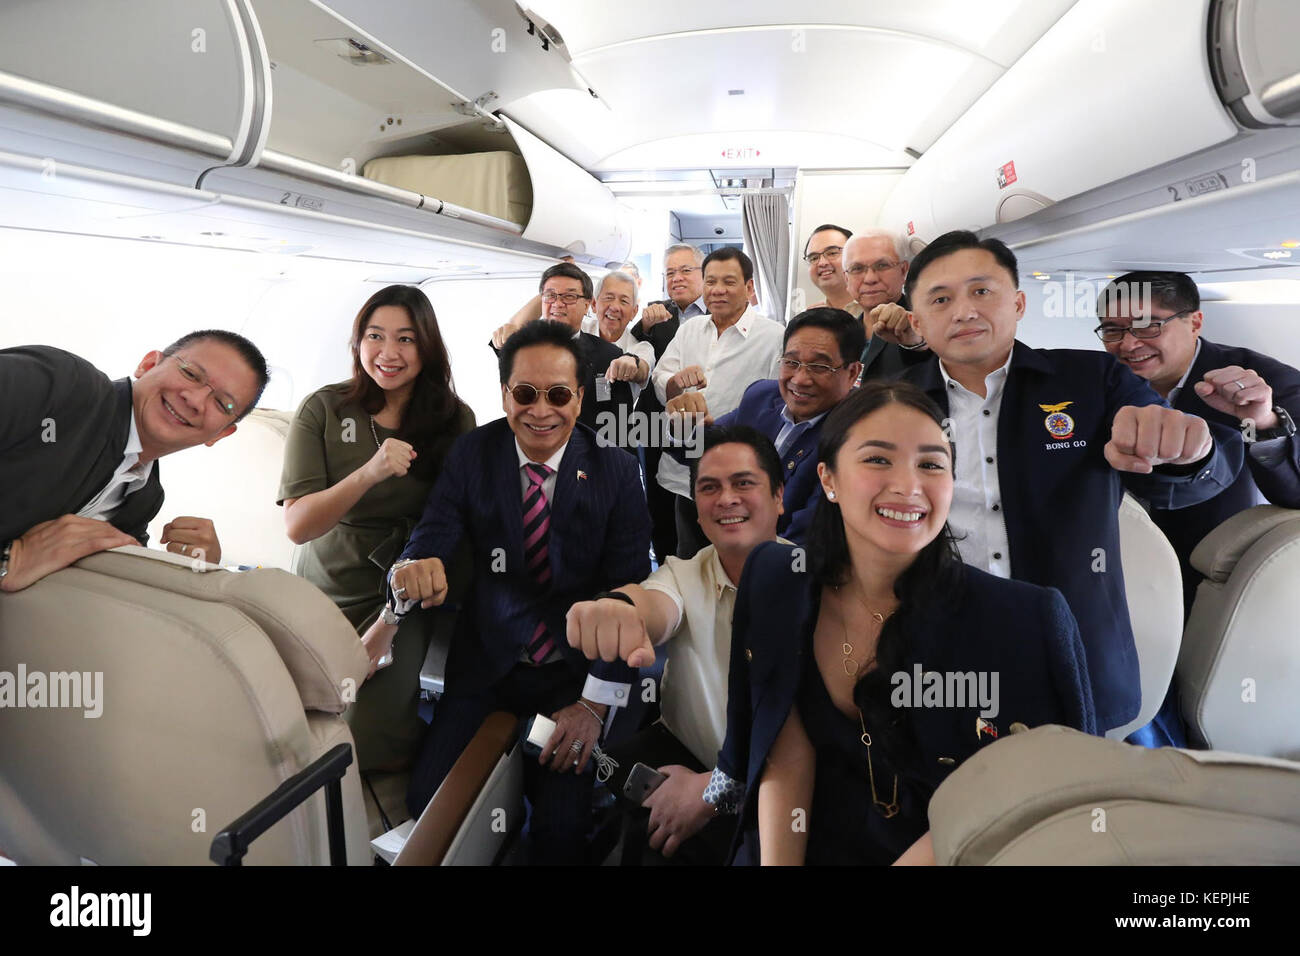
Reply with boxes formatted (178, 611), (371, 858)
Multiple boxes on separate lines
(0, 539), (12, 586)
(1255, 405), (1296, 442)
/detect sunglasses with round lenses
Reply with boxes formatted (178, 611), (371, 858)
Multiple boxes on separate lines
(509, 383), (575, 407)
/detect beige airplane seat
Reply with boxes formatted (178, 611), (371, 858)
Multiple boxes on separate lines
(1177, 505), (1300, 759)
(0, 546), (372, 865)
(929, 725), (1300, 865)
(145, 408), (299, 570)
(1108, 493), (1184, 739)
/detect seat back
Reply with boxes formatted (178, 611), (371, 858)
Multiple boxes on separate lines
(1178, 505), (1300, 758)
(929, 725), (1300, 865)
(1109, 493), (1184, 739)
(0, 547), (372, 864)
(145, 408), (298, 570)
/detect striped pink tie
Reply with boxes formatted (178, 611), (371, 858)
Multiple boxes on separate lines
(522, 463), (555, 663)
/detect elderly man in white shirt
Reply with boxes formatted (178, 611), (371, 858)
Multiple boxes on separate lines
(652, 247), (784, 557)
(566, 424), (786, 863)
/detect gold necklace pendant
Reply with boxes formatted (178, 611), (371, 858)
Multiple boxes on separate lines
(858, 711), (901, 819)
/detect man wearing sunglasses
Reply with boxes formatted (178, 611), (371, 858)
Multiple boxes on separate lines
(391, 320), (651, 864)
(1, 331), (270, 593)
(1096, 271), (1300, 608)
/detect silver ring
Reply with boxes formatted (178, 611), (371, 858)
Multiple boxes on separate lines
(1234, 380), (1246, 392)
(570, 739), (584, 753)
(181, 543), (189, 555)
(393, 586), (407, 597)
(573, 760), (580, 767)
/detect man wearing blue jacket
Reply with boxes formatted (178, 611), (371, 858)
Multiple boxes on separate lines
(899, 232), (1243, 735)
(1096, 270), (1300, 605)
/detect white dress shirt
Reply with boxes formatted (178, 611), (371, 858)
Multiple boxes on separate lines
(942, 353), (1015, 578)
(651, 307), (785, 498)
(76, 412), (155, 522)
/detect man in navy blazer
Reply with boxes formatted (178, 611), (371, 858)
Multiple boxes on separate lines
(899, 232), (1243, 735)
(391, 321), (651, 863)
(1096, 271), (1300, 607)
(707, 307), (865, 545)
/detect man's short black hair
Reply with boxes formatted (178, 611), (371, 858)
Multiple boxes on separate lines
(162, 329), (270, 421)
(904, 230), (1019, 302)
(783, 307), (866, 367)
(539, 261), (594, 300)
(702, 246), (754, 284)
(1097, 271), (1200, 317)
(689, 424), (784, 497)
(803, 223), (853, 256)
(497, 319), (590, 386)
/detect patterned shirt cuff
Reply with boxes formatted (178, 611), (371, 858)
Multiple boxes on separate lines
(703, 766), (745, 815)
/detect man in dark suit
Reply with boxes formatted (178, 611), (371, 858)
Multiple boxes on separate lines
(841, 230), (930, 384)
(1096, 270), (1300, 606)
(0, 332), (270, 593)
(898, 231), (1243, 735)
(391, 320), (651, 863)
(489, 262), (636, 437)
(667, 307), (865, 545)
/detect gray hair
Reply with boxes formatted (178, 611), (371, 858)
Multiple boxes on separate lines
(664, 243), (704, 266)
(845, 229), (908, 263)
(598, 270), (640, 305)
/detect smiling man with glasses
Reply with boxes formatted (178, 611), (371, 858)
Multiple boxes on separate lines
(841, 231), (930, 386)
(389, 319), (650, 863)
(0, 330), (269, 593)
(1096, 271), (1300, 604)
(803, 224), (857, 314)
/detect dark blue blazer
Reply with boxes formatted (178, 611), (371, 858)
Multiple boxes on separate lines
(1156, 338), (1300, 605)
(1, 346), (164, 543)
(399, 419), (650, 694)
(713, 379), (825, 545)
(717, 541), (1097, 862)
(900, 342), (1243, 730)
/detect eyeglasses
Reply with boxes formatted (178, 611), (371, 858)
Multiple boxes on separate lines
(508, 383), (576, 407)
(541, 291), (587, 305)
(803, 246), (844, 265)
(664, 266), (699, 279)
(173, 355), (240, 418)
(845, 260), (902, 277)
(779, 358), (844, 379)
(1093, 309), (1192, 343)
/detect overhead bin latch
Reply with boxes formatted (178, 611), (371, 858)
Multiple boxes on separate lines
(453, 91), (502, 126)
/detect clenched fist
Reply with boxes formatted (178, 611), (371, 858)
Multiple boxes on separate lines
(392, 556), (448, 608)
(1105, 404), (1212, 474)
(566, 596), (656, 668)
(869, 302), (924, 348)
(364, 437), (417, 484)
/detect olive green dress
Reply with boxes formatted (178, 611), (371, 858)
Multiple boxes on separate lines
(278, 382), (475, 771)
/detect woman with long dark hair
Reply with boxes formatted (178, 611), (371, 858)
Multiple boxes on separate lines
(278, 285), (474, 770)
(716, 381), (1096, 864)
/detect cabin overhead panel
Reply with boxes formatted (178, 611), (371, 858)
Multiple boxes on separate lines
(499, 0), (1079, 171)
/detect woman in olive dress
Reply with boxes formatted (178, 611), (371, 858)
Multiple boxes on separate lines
(278, 285), (474, 771)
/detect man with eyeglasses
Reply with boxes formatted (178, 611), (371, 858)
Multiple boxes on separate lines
(654, 247), (785, 558)
(803, 224), (858, 314)
(660, 309), (864, 546)
(1096, 271), (1300, 609)
(0, 331), (270, 593)
(490, 262), (636, 440)
(390, 320), (651, 863)
(841, 230), (930, 385)
(580, 271), (655, 404)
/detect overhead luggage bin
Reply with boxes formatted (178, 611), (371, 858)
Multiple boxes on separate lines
(1210, 0), (1300, 128)
(879, 0), (1240, 243)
